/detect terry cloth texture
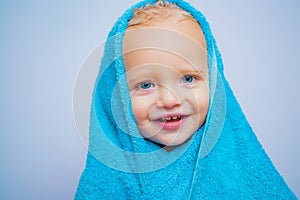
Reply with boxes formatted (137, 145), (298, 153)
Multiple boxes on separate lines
(75, 0), (297, 199)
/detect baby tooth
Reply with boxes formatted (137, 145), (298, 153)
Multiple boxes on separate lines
(172, 116), (178, 120)
(166, 117), (171, 120)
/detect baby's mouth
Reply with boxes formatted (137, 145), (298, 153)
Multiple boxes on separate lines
(156, 115), (182, 123)
(153, 114), (186, 130)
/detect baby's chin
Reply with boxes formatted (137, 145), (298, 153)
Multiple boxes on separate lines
(145, 134), (194, 151)
(144, 138), (178, 152)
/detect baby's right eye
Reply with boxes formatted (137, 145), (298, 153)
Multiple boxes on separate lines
(139, 81), (154, 90)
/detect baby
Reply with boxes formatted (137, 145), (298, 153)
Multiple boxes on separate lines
(75, 0), (296, 199)
(122, 1), (209, 150)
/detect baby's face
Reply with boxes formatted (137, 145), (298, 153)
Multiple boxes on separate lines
(123, 19), (209, 149)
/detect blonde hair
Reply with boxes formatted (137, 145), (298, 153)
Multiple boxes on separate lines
(128, 0), (196, 28)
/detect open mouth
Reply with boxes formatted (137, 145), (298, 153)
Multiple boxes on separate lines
(154, 115), (186, 130)
(157, 115), (182, 123)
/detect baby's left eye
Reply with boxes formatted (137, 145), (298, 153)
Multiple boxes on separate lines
(181, 75), (195, 83)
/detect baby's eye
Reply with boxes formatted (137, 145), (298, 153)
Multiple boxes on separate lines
(139, 81), (154, 90)
(181, 75), (195, 84)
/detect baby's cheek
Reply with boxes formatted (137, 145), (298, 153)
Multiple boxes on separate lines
(195, 87), (209, 117)
(130, 96), (150, 125)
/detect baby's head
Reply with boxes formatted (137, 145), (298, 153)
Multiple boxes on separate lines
(122, 0), (209, 150)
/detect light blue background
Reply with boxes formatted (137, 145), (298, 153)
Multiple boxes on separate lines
(0, 0), (299, 199)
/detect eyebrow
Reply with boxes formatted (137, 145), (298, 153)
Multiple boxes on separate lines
(181, 69), (204, 74)
(126, 71), (153, 84)
(128, 78), (142, 85)
(176, 67), (206, 75)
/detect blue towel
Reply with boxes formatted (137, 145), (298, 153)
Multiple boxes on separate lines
(75, 0), (297, 199)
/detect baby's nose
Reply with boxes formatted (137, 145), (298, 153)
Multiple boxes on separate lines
(158, 86), (180, 108)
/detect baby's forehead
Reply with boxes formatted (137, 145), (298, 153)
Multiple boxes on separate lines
(124, 6), (207, 51)
(125, 17), (206, 48)
(123, 25), (207, 64)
